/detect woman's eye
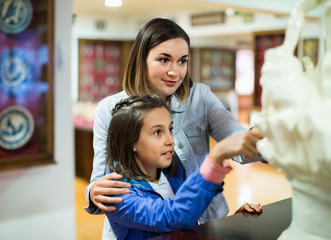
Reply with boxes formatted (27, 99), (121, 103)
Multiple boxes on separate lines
(160, 58), (169, 63)
(169, 127), (173, 133)
(154, 130), (161, 135)
(179, 59), (188, 65)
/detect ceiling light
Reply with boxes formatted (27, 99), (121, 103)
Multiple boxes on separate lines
(105, 0), (122, 7)
(225, 8), (235, 16)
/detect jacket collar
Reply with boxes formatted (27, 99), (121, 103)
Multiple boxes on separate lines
(105, 167), (154, 191)
(128, 178), (154, 191)
(170, 95), (187, 113)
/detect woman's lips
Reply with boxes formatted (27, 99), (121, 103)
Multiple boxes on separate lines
(164, 80), (177, 87)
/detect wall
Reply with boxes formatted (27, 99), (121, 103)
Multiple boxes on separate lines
(0, 0), (75, 239)
(71, 5), (323, 101)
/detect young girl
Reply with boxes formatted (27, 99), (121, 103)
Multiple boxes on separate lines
(105, 94), (262, 240)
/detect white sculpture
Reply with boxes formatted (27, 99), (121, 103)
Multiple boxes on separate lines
(252, 0), (331, 239)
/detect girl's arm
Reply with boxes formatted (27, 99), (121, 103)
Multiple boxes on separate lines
(106, 128), (263, 232)
(106, 167), (224, 233)
(204, 85), (264, 164)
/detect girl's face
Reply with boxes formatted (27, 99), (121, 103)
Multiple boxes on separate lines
(134, 107), (174, 180)
(146, 38), (189, 100)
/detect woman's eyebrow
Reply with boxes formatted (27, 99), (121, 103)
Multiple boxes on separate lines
(158, 53), (189, 58)
(158, 53), (171, 57)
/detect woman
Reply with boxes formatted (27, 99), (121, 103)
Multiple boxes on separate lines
(85, 18), (263, 239)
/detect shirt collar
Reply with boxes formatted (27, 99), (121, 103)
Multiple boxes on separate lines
(170, 94), (187, 113)
(128, 178), (153, 191)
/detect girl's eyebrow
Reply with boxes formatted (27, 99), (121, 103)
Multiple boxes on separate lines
(151, 124), (163, 129)
(150, 121), (173, 129)
(158, 53), (189, 58)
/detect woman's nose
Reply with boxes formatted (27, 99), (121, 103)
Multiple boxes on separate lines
(167, 70), (178, 76)
(167, 66), (179, 77)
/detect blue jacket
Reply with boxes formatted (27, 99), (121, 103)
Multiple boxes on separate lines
(105, 164), (224, 240)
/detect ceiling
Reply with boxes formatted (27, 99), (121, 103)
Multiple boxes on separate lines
(72, 0), (322, 47)
(73, 0), (233, 18)
(72, 0), (322, 18)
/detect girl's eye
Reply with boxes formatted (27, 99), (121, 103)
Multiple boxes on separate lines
(154, 130), (161, 135)
(169, 127), (173, 133)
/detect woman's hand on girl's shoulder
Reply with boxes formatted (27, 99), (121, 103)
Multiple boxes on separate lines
(90, 172), (131, 212)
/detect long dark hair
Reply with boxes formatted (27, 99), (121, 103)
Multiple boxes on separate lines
(123, 18), (193, 104)
(106, 94), (177, 180)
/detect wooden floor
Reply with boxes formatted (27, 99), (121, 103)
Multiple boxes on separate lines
(76, 177), (105, 240)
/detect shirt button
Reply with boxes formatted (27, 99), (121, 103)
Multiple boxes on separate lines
(178, 142), (184, 149)
(196, 126), (202, 133)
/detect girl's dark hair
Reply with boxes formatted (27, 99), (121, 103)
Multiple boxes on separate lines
(123, 18), (193, 104)
(106, 94), (177, 181)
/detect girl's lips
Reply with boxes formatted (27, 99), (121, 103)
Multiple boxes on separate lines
(162, 151), (173, 157)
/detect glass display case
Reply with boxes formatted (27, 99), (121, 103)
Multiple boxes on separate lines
(0, 0), (55, 170)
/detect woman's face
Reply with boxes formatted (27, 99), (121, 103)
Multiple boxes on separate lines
(146, 38), (189, 100)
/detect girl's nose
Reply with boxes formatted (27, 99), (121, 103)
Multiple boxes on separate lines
(165, 133), (174, 146)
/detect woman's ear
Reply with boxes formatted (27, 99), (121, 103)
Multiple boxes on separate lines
(133, 145), (137, 152)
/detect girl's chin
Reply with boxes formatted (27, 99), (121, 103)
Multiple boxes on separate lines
(160, 161), (172, 168)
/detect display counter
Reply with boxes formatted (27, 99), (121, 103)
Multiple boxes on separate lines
(149, 198), (291, 240)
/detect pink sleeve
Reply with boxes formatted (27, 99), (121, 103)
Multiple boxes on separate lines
(200, 155), (232, 184)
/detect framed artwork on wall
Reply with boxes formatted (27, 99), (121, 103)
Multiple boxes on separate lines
(191, 11), (225, 26)
(78, 39), (123, 102)
(0, 0), (55, 170)
(200, 48), (236, 91)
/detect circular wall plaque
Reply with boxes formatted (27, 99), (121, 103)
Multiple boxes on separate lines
(0, 0), (33, 34)
(0, 49), (33, 94)
(0, 105), (34, 150)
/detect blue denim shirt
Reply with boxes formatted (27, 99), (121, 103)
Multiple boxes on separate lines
(85, 83), (262, 239)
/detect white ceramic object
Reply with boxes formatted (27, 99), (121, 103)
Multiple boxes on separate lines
(252, 0), (331, 239)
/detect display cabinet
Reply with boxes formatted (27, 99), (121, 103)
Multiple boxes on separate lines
(200, 48), (236, 91)
(0, 0), (55, 170)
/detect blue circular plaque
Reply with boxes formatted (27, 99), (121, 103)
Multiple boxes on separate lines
(0, 105), (34, 150)
(0, 48), (33, 94)
(0, 0), (33, 34)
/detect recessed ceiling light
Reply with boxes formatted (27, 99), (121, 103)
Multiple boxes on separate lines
(105, 0), (122, 8)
